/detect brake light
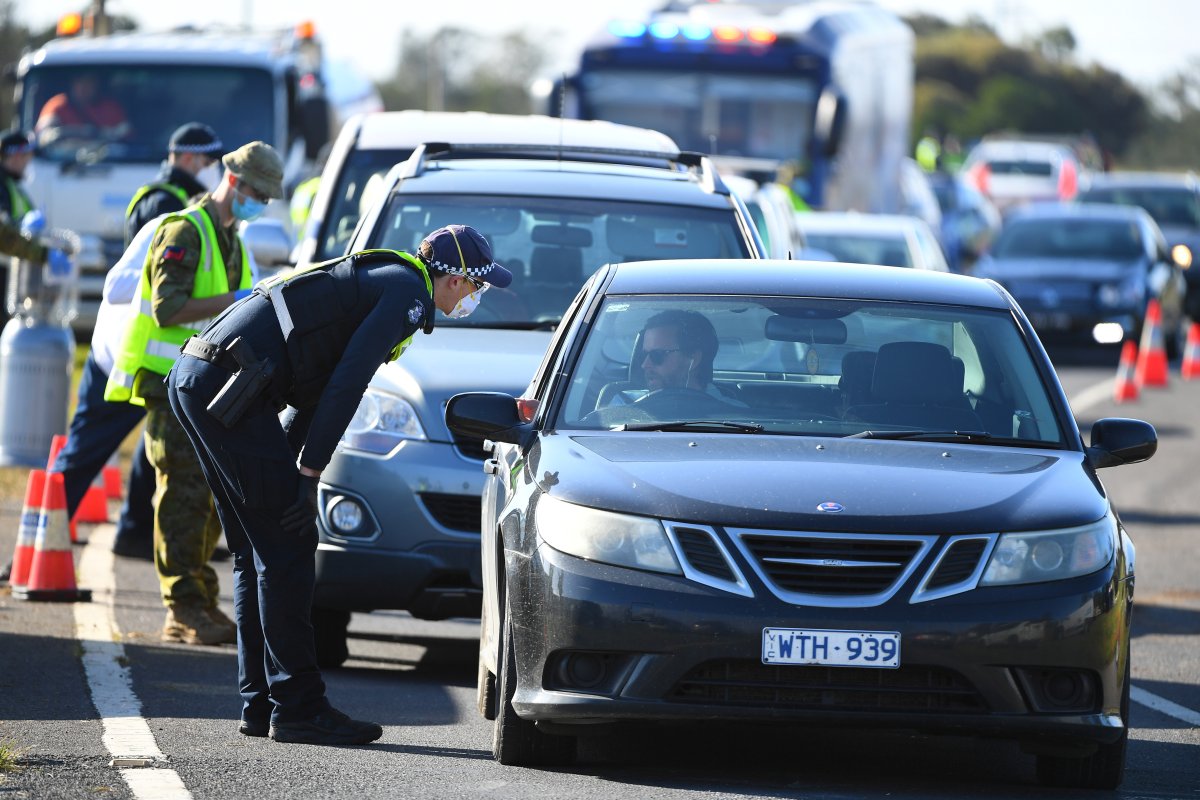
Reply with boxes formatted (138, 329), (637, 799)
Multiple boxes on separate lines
(1058, 159), (1078, 200)
(967, 162), (990, 196)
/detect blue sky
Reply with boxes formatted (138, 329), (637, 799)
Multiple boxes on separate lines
(16, 0), (1200, 89)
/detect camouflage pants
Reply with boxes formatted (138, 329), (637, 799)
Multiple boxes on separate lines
(144, 397), (222, 608)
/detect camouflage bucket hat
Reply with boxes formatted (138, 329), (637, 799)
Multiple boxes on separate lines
(222, 141), (284, 200)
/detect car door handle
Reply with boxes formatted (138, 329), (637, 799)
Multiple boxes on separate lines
(484, 459), (500, 475)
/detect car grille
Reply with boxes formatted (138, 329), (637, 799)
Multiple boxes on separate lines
(451, 433), (489, 461)
(732, 531), (934, 605)
(924, 538), (988, 590)
(670, 659), (986, 713)
(674, 526), (736, 582)
(417, 492), (480, 534)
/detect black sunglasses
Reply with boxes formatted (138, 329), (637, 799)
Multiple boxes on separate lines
(642, 348), (682, 365)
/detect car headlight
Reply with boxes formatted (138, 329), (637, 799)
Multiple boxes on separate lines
(1096, 273), (1144, 309)
(534, 494), (681, 575)
(338, 388), (426, 455)
(980, 514), (1116, 586)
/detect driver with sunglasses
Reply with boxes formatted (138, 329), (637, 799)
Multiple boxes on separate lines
(166, 223), (510, 746)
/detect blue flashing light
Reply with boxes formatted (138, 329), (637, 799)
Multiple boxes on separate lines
(681, 24), (711, 41)
(608, 20), (647, 38)
(649, 22), (680, 39)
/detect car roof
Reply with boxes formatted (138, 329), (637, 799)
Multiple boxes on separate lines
(23, 30), (286, 70)
(602, 259), (1009, 308)
(1081, 172), (1199, 191)
(388, 158), (732, 208)
(354, 110), (679, 155)
(796, 212), (923, 234)
(1006, 201), (1151, 223)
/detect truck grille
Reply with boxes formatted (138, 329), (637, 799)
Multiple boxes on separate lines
(670, 660), (986, 713)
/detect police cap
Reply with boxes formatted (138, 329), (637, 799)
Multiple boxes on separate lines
(222, 141), (284, 200)
(168, 122), (223, 156)
(418, 225), (512, 288)
(0, 130), (33, 156)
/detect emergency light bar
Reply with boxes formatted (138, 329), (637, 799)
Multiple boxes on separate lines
(608, 19), (777, 45)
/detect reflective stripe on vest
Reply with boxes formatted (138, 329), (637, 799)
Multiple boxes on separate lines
(125, 182), (190, 220)
(3, 176), (31, 223)
(264, 249), (433, 363)
(104, 204), (251, 406)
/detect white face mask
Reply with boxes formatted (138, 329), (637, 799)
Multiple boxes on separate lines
(446, 289), (482, 319)
(196, 162), (222, 191)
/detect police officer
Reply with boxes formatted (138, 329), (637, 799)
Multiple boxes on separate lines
(105, 141), (280, 646)
(0, 130), (35, 225)
(166, 224), (511, 745)
(125, 122), (223, 247)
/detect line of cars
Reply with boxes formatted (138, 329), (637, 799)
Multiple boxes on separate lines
(268, 111), (1158, 787)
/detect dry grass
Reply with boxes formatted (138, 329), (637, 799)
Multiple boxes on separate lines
(0, 344), (139, 504)
(0, 738), (25, 775)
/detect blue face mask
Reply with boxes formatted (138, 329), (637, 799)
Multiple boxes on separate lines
(232, 188), (267, 222)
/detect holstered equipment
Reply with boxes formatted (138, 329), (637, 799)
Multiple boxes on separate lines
(182, 335), (276, 428)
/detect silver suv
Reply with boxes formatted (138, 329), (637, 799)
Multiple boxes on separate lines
(309, 119), (765, 665)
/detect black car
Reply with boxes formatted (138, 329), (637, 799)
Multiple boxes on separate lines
(1078, 172), (1200, 319)
(447, 259), (1157, 789)
(974, 202), (1189, 354)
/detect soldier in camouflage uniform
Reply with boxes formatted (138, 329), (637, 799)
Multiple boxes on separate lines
(105, 141), (281, 646)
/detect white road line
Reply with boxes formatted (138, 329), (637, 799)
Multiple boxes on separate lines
(1068, 376), (1116, 415)
(75, 523), (193, 800)
(1130, 686), (1200, 728)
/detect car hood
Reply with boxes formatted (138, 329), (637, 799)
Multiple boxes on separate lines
(535, 434), (1104, 534)
(976, 257), (1139, 282)
(370, 328), (552, 439)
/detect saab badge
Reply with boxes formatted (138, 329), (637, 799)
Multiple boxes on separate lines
(817, 502), (844, 513)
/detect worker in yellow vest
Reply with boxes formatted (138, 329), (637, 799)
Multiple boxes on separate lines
(105, 141), (282, 648)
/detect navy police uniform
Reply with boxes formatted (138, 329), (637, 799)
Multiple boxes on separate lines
(167, 250), (437, 733)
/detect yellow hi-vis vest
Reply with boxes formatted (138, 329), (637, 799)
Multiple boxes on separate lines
(261, 249), (432, 363)
(104, 204), (251, 406)
(3, 175), (32, 224)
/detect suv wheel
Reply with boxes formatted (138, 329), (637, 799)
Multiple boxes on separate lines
(311, 606), (351, 668)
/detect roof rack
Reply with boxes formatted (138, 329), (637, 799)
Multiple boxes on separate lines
(401, 142), (726, 194)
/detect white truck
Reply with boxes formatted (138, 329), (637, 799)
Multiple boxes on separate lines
(11, 21), (380, 332)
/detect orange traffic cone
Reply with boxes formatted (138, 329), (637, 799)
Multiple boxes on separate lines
(1135, 299), (1169, 389)
(1113, 340), (1140, 403)
(74, 470), (109, 524)
(45, 434), (68, 470)
(1181, 322), (1200, 380)
(14, 471), (91, 602)
(7, 469), (46, 593)
(103, 453), (123, 500)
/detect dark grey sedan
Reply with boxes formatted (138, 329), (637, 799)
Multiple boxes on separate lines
(447, 260), (1157, 789)
(973, 202), (1189, 354)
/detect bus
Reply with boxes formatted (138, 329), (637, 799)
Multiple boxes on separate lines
(546, 0), (914, 214)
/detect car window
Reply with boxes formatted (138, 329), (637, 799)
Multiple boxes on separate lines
(913, 225), (948, 271)
(1080, 187), (1200, 229)
(805, 233), (912, 268)
(370, 194), (752, 327)
(555, 294), (1064, 445)
(984, 160), (1055, 177)
(316, 147), (413, 261)
(991, 218), (1144, 261)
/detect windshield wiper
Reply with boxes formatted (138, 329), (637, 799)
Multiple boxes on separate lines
(617, 420), (765, 433)
(848, 429), (995, 442)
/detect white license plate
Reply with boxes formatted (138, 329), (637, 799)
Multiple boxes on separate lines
(762, 627), (900, 668)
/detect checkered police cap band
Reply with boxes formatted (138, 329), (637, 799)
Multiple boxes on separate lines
(171, 140), (224, 154)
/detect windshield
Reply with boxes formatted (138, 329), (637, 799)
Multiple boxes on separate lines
(22, 65), (275, 164)
(804, 233), (913, 268)
(370, 194), (752, 328)
(991, 217), (1145, 261)
(316, 148), (413, 261)
(580, 70), (815, 162)
(555, 294), (1065, 445)
(1080, 186), (1200, 229)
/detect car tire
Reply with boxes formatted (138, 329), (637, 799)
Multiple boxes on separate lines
(493, 595), (576, 766)
(1035, 651), (1129, 790)
(311, 606), (351, 669)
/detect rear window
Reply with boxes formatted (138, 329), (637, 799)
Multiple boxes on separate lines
(804, 233), (912, 268)
(991, 217), (1144, 260)
(371, 194), (752, 327)
(985, 160), (1054, 177)
(1080, 187), (1200, 229)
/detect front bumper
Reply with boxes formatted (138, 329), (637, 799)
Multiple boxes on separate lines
(312, 437), (484, 617)
(508, 543), (1130, 749)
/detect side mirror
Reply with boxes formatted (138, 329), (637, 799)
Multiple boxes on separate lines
(1086, 417), (1157, 468)
(446, 392), (533, 447)
(241, 218), (294, 278)
(813, 88), (847, 159)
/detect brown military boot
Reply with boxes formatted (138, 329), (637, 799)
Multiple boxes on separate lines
(207, 605), (238, 641)
(162, 602), (235, 645)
